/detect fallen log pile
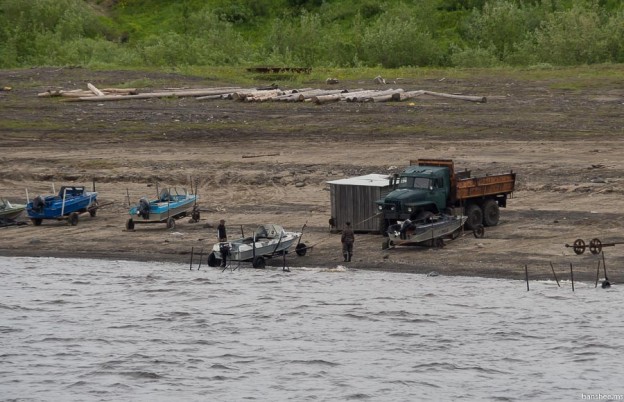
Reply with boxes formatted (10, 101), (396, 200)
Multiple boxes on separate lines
(40, 82), (487, 104)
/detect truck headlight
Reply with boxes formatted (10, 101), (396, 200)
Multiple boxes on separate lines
(407, 207), (413, 213)
(377, 204), (383, 211)
(390, 206), (395, 211)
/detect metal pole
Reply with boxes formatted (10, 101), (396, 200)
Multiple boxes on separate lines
(570, 263), (575, 292)
(524, 265), (529, 291)
(61, 188), (67, 217)
(602, 251), (609, 281)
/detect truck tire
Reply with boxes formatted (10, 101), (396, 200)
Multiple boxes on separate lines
(482, 199), (500, 227)
(464, 204), (483, 230)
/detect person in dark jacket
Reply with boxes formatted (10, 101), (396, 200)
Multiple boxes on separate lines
(217, 219), (228, 267)
(341, 221), (355, 262)
(217, 219), (227, 242)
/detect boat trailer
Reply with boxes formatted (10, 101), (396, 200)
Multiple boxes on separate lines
(565, 238), (623, 255)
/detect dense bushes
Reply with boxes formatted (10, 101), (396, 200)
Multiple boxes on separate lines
(0, 0), (622, 68)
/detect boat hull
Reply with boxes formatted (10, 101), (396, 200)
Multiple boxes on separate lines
(211, 224), (301, 262)
(129, 194), (197, 222)
(26, 188), (97, 220)
(387, 215), (467, 244)
(0, 200), (26, 221)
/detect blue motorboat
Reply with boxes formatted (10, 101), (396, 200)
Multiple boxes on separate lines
(27, 186), (98, 226)
(126, 188), (198, 230)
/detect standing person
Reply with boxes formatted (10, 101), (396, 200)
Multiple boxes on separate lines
(217, 219), (228, 267)
(341, 221), (355, 262)
(217, 219), (227, 242)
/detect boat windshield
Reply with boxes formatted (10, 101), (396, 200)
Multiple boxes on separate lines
(397, 176), (430, 189)
(254, 224), (283, 239)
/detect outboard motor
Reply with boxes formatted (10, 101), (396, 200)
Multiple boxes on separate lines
(32, 196), (45, 213)
(137, 197), (150, 219)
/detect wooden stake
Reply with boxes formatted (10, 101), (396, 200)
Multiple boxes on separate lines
(549, 261), (560, 287)
(197, 248), (203, 271)
(524, 265), (529, 291)
(570, 263), (575, 292)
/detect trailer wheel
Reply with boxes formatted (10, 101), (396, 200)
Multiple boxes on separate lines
(31, 218), (42, 226)
(125, 218), (135, 231)
(69, 212), (79, 226)
(88, 201), (98, 217)
(166, 217), (176, 229)
(482, 199), (500, 227)
(473, 224), (485, 238)
(207, 252), (220, 267)
(296, 243), (307, 256)
(464, 204), (483, 230)
(252, 256), (266, 269)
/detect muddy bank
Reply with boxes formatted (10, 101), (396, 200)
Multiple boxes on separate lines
(1, 67), (623, 283)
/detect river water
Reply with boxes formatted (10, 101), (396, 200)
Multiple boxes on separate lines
(1, 256), (622, 401)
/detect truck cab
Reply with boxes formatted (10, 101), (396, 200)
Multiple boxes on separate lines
(376, 165), (450, 222)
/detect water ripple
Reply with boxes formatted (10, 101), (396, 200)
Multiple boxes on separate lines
(2, 256), (623, 401)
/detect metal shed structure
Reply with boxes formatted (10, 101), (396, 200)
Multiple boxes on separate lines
(327, 174), (392, 233)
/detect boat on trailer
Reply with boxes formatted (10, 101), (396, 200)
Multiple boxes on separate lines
(126, 188), (198, 230)
(1, 199), (26, 225)
(26, 186), (98, 226)
(384, 214), (469, 248)
(207, 224), (307, 269)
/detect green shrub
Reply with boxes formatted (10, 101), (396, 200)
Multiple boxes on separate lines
(530, 5), (610, 65)
(463, 0), (531, 61)
(359, 14), (444, 68)
(450, 46), (501, 67)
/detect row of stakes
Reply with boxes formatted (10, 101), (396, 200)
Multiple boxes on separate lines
(526, 237), (618, 291)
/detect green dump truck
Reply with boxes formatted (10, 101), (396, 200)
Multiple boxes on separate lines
(376, 159), (516, 232)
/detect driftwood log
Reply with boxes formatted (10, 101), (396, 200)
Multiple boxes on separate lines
(312, 94), (342, 104)
(422, 90), (486, 103)
(66, 88), (244, 102)
(87, 83), (104, 96)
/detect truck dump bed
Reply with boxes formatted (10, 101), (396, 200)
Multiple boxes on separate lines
(455, 173), (516, 200)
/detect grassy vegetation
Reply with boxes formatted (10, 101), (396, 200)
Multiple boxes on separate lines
(0, 0), (623, 70)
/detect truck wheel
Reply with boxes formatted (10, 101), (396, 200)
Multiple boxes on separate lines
(166, 217), (176, 229)
(464, 204), (483, 230)
(482, 199), (500, 227)
(125, 218), (135, 231)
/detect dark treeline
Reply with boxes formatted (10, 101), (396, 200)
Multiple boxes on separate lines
(1, 0), (623, 68)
